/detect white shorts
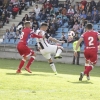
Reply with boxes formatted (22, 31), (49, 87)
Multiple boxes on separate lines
(40, 44), (57, 59)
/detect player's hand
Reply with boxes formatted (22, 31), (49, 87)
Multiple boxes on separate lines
(74, 51), (77, 57)
(59, 41), (65, 43)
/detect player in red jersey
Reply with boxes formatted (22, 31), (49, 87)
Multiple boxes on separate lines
(16, 21), (43, 73)
(74, 23), (100, 81)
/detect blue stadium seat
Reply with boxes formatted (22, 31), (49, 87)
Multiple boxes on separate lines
(54, 8), (59, 13)
(63, 28), (68, 33)
(56, 28), (62, 32)
(15, 39), (20, 44)
(67, 43), (73, 49)
(9, 39), (15, 44)
(62, 43), (67, 48)
(93, 25), (99, 30)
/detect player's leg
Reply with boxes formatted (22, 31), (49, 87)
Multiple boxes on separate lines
(25, 50), (36, 73)
(16, 44), (27, 73)
(16, 56), (27, 73)
(79, 49), (89, 81)
(54, 46), (64, 59)
(49, 58), (57, 75)
(42, 52), (57, 75)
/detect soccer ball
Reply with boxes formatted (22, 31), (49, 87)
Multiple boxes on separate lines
(67, 31), (75, 42)
(68, 31), (75, 37)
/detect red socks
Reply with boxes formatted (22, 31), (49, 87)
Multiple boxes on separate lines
(18, 59), (25, 70)
(26, 56), (35, 68)
(84, 65), (93, 76)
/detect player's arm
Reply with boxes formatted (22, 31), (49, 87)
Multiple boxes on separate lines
(74, 37), (83, 57)
(30, 31), (44, 39)
(49, 37), (65, 43)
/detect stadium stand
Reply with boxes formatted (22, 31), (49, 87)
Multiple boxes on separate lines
(0, 0), (100, 51)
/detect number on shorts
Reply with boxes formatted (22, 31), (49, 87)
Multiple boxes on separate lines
(20, 32), (24, 39)
(88, 36), (94, 46)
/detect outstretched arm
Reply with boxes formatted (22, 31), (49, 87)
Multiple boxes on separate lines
(31, 33), (43, 38)
(49, 37), (65, 43)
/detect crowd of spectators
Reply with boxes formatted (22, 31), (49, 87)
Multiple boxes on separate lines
(2, 0), (100, 42)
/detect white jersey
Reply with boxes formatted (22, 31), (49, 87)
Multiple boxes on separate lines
(35, 29), (50, 49)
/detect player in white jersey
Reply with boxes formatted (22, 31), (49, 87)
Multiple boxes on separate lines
(36, 23), (65, 75)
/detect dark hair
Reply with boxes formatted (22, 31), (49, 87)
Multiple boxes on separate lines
(41, 23), (48, 27)
(85, 23), (93, 30)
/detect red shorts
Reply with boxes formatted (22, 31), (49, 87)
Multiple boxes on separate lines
(84, 48), (97, 64)
(17, 42), (34, 57)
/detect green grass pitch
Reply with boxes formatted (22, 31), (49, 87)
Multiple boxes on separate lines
(0, 59), (100, 100)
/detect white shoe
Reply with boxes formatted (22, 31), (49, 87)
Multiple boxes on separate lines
(87, 76), (90, 80)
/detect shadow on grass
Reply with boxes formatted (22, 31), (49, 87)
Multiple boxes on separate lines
(6, 73), (52, 77)
(1, 59), (100, 78)
(67, 81), (93, 84)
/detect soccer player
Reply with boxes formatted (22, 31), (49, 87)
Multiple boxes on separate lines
(16, 21), (44, 73)
(74, 23), (100, 81)
(35, 23), (65, 75)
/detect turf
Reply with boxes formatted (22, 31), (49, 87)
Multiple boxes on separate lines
(0, 59), (100, 100)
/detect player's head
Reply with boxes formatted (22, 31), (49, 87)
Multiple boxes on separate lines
(24, 21), (30, 28)
(40, 23), (48, 31)
(85, 23), (93, 31)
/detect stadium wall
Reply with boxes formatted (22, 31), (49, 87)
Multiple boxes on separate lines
(0, 45), (100, 66)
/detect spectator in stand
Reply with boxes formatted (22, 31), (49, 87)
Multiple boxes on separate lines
(60, 32), (67, 43)
(8, 28), (16, 39)
(11, 0), (16, 3)
(79, 2), (85, 12)
(29, 9), (36, 20)
(61, 7), (67, 16)
(91, 11), (99, 23)
(45, 6), (51, 17)
(10, 23), (16, 32)
(97, 0), (100, 12)
(80, 10), (87, 20)
(15, 30), (20, 39)
(20, 0), (26, 10)
(85, 4), (91, 14)
(7, 3), (13, 18)
(32, 19), (39, 30)
(81, 0), (87, 8)
(74, 3), (79, 13)
(25, 0), (30, 8)
(34, 5), (40, 17)
(68, 16), (74, 28)
(12, 5), (19, 19)
(22, 14), (29, 21)
(39, 10), (46, 20)
(57, 17), (62, 27)
(49, 25), (56, 36)
(67, 6), (74, 17)
(51, 0), (58, 7)
(74, 11), (80, 20)
(44, 1), (52, 9)
(86, 12), (92, 22)
(62, 1), (69, 10)
(90, 0), (96, 12)
(13, 0), (20, 6)
(92, 7), (98, 15)
(50, 7), (55, 16)
(73, 21), (79, 32)
(3, 29), (10, 40)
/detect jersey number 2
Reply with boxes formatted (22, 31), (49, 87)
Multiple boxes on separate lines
(88, 37), (94, 46)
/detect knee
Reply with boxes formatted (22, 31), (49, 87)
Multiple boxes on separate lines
(58, 46), (64, 51)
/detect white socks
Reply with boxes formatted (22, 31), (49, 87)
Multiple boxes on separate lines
(50, 63), (57, 72)
(56, 49), (62, 57)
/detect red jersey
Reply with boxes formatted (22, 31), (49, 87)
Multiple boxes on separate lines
(81, 30), (100, 50)
(19, 28), (42, 45)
